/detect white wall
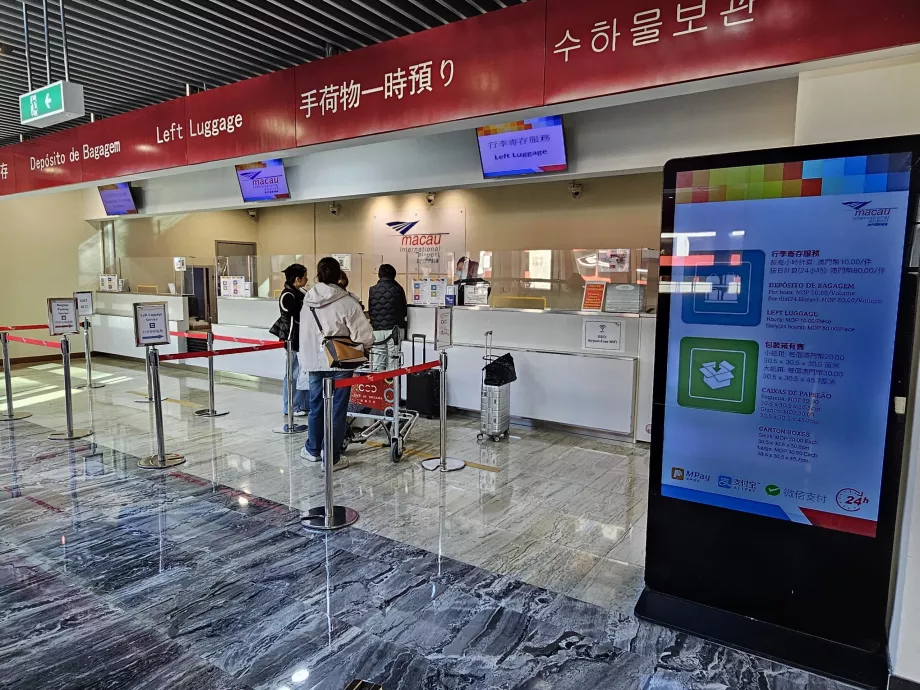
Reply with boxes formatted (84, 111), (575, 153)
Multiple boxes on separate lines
(794, 54), (920, 683)
(83, 79), (798, 220)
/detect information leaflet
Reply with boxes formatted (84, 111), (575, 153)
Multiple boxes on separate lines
(661, 152), (913, 537)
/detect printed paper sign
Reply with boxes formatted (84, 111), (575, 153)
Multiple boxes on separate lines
(436, 307), (452, 350)
(133, 302), (170, 347)
(47, 298), (79, 336)
(583, 319), (623, 351)
(331, 253), (352, 272)
(73, 291), (94, 317)
(581, 281), (607, 311)
(173, 257), (187, 271)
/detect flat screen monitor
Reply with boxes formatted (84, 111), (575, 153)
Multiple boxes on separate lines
(477, 115), (567, 179)
(235, 159), (291, 203)
(98, 183), (139, 215)
(658, 149), (915, 537)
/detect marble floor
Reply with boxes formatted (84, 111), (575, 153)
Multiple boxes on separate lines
(0, 357), (858, 688)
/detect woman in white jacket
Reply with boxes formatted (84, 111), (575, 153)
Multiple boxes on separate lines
(298, 257), (375, 469)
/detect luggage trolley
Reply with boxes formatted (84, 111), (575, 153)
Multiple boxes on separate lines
(477, 330), (512, 442)
(342, 328), (420, 463)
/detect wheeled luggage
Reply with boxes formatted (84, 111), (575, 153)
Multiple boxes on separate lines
(478, 331), (513, 442)
(405, 334), (440, 419)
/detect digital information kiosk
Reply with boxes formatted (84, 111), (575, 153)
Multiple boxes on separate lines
(639, 136), (920, 688)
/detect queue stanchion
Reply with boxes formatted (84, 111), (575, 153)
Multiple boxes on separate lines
(48, 335), (93, 441)
(75, 318), (104, 390)
(135, 348), (161, 404)
(137, 346), (185, 469)
(194, 331), (228, 418)
(273, 340), (307, 435)
(302, 376), (359, 531)
(0, 333), (31, 422)
(422, 351), (465, 472)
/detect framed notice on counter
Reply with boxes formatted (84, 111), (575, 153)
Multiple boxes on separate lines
(463, 283), (490, 306)
(133, 302), (170, 347)
(47, 298), (79, 336)
(583, 319), (623, 351)
(581, 281), (607, 311)
(99, 274), (119, 292)
(73, 291), (94, 318)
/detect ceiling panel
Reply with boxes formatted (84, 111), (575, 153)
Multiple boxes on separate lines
(0, 0), (525, 146)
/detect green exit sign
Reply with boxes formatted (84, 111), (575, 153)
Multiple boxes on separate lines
(19, 81), (85, 128)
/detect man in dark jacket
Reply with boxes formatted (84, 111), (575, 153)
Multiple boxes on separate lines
(368, 264), (407, 371)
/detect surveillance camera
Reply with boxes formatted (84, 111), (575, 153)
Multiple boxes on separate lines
(426, 192), (436, 205)
(569, 182), (583, 200)
(247, 209), (258, 221)
(329, 202), (341, 216)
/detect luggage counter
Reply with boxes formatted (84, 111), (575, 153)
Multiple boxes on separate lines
(406, 306), (656, 441)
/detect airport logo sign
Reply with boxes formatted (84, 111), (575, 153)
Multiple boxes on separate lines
(387, 220), (420, 236)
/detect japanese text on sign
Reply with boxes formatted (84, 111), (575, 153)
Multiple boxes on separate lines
(300, 59), (455, 118)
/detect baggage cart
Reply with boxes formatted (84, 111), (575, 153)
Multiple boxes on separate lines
(477, 331), (512, 442)
(343, 328), (419, 462)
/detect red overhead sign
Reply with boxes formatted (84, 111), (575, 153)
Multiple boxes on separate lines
(294, 0), (545, 147)
(79, 98), (188, 181)
(0, 0), (918, 197)
(544, 0), (920, 104)
(186, 69), (297, 165)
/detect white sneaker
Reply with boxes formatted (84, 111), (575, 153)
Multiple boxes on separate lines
(293, 410), (307, 417)
(300, 448), (321, 463)
(322, 458), (349, 473)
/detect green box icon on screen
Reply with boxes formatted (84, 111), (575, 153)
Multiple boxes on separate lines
(678, 337), (759, 414)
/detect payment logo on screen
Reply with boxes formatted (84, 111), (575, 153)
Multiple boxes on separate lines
(678, 337), (758, 414)
(681, 250), (764, 327)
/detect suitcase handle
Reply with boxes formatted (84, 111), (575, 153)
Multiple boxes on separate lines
(411, 333), (426, 366)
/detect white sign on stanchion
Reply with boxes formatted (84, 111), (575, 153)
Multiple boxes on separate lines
(47, 298), (79, 336)
(134, 303), (170, 347)
(73, 291), (94, 317)
(435, 307), (452, 350)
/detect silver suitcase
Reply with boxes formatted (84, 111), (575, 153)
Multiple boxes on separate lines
(478, 331), (511, 442)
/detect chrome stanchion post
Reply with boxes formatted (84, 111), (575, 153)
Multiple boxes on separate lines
(76, 318), (104, 390)
(274, 340), (306, 434)
(302, 376), (359, 531)
(138, 347), (185, 469)
(1, 333), (30, 422)
(423, 351), (464, 472)
(49, 335), (93, 441)
(135, 345), (159, 403)
(195, 332), (228, 418)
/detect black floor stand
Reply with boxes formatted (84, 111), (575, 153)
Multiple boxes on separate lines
(635, 588), (888, 690)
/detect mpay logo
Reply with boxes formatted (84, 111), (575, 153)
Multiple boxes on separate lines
(842, 201), (895, 227)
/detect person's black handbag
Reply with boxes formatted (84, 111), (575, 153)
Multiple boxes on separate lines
(405, 334), (440, 419)
(269, 313), (289, 340)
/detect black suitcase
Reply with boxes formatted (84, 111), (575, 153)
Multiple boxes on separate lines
(406, 334), (440, 419)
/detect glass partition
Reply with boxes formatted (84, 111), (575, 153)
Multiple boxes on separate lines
(476, 248), (658, 312)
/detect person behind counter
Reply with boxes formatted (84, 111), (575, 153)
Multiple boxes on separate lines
(454, 256), (491, 306)
(298, 257), (375, 470)
(276, 263), (308, 417)
(368, 263), (407, 370)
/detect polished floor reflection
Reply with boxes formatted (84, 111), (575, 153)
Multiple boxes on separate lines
(0, 359), (858, 688)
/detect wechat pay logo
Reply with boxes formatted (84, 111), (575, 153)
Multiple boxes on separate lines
(765, 484), (781, 497)
(699, 361), (735, 391)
